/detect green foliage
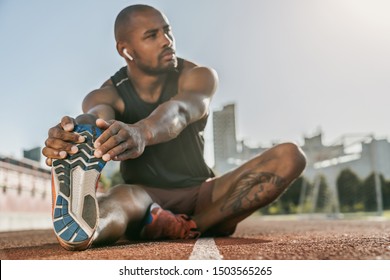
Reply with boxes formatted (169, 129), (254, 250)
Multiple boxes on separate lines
(267, 203), (282, 215)
(110, 170), (125, 187)
(98, 173), (111, 191)
(354, 202), (365, 212)
(282, 177), (304, 206)
(383, 180), (390, 209)
(361, 173), (386, 212)
(260, 176), (310, 215)
(260, 169), (390, 215)
(336, 169), (362, 212)
(315, 175), (329, 212)
(97, 170), (125, 192)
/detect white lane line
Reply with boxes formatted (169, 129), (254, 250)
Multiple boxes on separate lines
(189, 238), (223, 260)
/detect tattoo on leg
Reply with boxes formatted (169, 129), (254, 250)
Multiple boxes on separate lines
(220, 172), (286, 214)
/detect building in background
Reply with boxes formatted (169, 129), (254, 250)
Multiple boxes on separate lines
(212, 103), (238, 173)
(302, 133), (390, 182)
(23, 147), (42, 163)
(213, 103), (390, 181)
(0, 155), (52, 231)
(300, 133), (390, 216)
(212, 103), (266, 174)
(212, 104), (390, 215)
(0, 146), (117, 231)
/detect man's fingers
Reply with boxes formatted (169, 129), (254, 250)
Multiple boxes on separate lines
(102, 139), (144, 162)
(95, 118), (113, 130)
(42, 147), (68, 160)
(94, 121), (121, 148)
(43, 116), (87, 167)
(43, 147), (68, 167)
(60, 116), (76, 132)
(92, 121), (145, 161)
(45, 157), (53, 167)
(48, 126), (85, 143)
(45, 137), (80, 154)
(99, 141), (131, 161)
(94, 132), (128, 158)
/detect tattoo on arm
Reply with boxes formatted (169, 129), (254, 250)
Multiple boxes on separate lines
(220, 172), (286, 214)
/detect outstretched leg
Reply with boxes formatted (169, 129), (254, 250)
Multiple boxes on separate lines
(193, 142), (306, 234)
(92, 184), (153, 245)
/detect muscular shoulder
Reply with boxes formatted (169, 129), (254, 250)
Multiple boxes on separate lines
(179, 59), (218, 96)
(182, 59), (198, 71)
(82, 85), (124, 115)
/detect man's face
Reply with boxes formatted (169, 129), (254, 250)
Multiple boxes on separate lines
(125, 10), (177, 74)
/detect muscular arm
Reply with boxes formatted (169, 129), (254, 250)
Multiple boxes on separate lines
(94, 65), (218, 161)
(42, 85), (123, 165)
(81, 85), (123, 122)
(139, 66), (218, 145)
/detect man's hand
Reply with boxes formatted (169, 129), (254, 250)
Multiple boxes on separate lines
(42, 116), (86, 166)
(94, 119), (149, 161)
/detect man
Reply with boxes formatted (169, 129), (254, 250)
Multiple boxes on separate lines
(43, 4), (306, 251)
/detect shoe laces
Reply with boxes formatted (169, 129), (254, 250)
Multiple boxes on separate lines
(175, 214), (201, 239)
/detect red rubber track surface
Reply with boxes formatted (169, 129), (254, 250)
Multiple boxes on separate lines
(1, 216), (390, 260)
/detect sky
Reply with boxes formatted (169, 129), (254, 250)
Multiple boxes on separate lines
(1, 0), (390, 166)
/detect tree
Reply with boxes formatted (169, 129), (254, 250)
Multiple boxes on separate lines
(382, 180), (390, 210)
(278, 176), (308, 214)
(260, 176), (310, 215)
(336, 169), (362, 212)
(361, 173), (386, 212)
(315, 175), (330, 212)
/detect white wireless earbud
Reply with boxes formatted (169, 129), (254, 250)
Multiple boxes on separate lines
(123, 49), (133, 61)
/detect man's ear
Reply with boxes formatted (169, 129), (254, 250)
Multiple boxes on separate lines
(116, 42), (126, 57)
(116, 41), (122, 56)
(117, 42), (134, 61)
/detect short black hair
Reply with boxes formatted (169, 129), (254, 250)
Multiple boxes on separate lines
(114, 4), (157, 42)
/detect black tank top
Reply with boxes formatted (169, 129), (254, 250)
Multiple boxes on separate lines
(110, 58), (215, 188)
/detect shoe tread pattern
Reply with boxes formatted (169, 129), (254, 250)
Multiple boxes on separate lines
(52, 125), (106, 245)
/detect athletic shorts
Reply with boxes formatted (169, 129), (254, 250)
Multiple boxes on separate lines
(140, 178), (236, 237)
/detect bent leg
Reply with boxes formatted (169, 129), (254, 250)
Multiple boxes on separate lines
(193, 142), (306, 233)
(93, 184), (153, 245)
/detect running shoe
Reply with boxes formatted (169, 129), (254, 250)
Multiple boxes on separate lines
(51, 124), (106, 251)
(140, 203), (201, 240)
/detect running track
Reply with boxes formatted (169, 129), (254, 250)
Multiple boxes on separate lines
(1, 215), (390, 260)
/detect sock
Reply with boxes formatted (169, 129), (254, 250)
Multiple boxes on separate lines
(143, 202), (161, 225)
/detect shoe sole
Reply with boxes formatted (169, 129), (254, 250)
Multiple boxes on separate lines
(51, 125), (106, 251)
